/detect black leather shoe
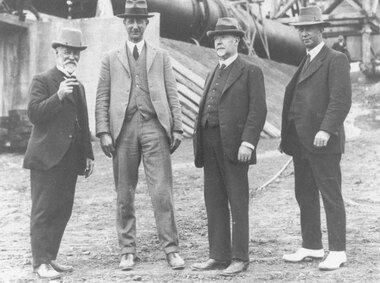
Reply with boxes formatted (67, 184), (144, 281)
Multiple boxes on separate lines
(167, 252), (185, 270)
(191, 258), (230, 271)
(221, 260), (249, 276)
(51, 260), (73, 272)
(119, 253), (136, 271)
(34, 263), (62, 279)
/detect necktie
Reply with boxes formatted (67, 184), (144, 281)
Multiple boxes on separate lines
(301, 54), (311, 74)
(220, 63), (226, 70)
(133, 45), (139, 61)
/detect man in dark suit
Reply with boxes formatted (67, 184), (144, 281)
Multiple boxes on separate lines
(192, 17), (267, 276)
(23, 28), (94, 279)
(280, 6), (351, 271)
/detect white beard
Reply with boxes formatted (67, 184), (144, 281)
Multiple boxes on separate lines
(64, 63), (77, 75)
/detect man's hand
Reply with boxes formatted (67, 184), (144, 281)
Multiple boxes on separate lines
(237, 144), (253, 163)
(313, 130), (331, 147)
(84, 158), (94, 178)
(170, 131), (182, 154)
(57, 78), (78, 100)
(100, 133), (115, 158)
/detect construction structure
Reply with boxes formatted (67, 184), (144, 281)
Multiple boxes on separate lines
(1, 0), (379, 148)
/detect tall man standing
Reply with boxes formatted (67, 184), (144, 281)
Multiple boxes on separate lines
(95, 0), (185, 271)
(280, 6), (351, 270)
(23, 28), (94, 279)
(192, 17), (267, 276)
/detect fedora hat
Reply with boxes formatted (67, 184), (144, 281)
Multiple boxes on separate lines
(116, 0), (153, 18)
(290, 6), (330, 27)
(207, 17), (245, 38)
(51, 28), (87, 50)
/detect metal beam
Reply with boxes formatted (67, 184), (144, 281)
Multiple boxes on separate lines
(273, 0), (298, 19)
(345, 0), (363, 12)
(323, 0), (344, 14)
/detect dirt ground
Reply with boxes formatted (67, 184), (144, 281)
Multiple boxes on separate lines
(0, 80), (379, 283)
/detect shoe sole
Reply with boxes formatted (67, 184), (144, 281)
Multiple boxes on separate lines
(283, 256), (324, 263)
(35, 273), (62, 280)
(170, 264), (185, 270)
(120, 266), (134, 271)
(319, 262), (346, 271)
(220, 265), (249, 276)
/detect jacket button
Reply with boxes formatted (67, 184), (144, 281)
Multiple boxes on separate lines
(69, 135), (73, 139)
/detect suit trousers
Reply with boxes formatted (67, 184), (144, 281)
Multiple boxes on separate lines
(30, 142), (81, 268)
(113, 113), (179, 255)
(202, 126), (249, 261)
(289, 123), (346, 251)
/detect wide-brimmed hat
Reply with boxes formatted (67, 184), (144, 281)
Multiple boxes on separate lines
(207, 17), (245, 38)
(116, 0), (153, 18)
(52, 28), (87, 50)
(289, 6), (330, 27)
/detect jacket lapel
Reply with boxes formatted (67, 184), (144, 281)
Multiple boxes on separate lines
(116, 43), (131, 75)
(298, 45), (328, 84)
(146, 42), (157, 73)
(199, 65), (218, 112)
(222, 56), (244, 95)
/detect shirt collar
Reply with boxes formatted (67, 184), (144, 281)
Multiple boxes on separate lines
(219, 53), (238, 68)
(56, 64), (76, 78)
(307, 41), (325, 62)
(126, 39), (145, 54)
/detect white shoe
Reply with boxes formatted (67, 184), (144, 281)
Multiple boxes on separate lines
(318, 251), (347, 270)
(283, 248), (324, 262)
(34, 263), (62, 279)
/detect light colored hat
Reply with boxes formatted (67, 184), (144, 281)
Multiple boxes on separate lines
(207, 17), (245, 38)
(116, 0), (153, 18)
(52, 28), (87, 50)
(289, 6), (330, 27)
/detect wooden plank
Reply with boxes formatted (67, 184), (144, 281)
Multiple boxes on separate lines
(178, 94), (199, 114)
(170, 57), (205, 89)
(273, 0), (298, 19)
(0, 13), (30, 29)
(177, 83), (202, 106)
(175, 71), (204, 96)
(323, 0), (344, 14)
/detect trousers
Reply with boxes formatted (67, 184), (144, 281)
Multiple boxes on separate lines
(202, 126), (250, 261)
(113, 113), (179, 255)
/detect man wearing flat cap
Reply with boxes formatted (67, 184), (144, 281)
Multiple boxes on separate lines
(95, 0), (185, 270)
(23, 27), (94, 279)
(192, 17), (267, 276)
(280, 6), (351, 270)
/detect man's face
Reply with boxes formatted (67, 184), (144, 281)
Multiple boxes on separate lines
(297, 25), (323, 50)
(56, 46), (80, 74)
(214, 34), (239, 60)
(124, 17), (148, 43)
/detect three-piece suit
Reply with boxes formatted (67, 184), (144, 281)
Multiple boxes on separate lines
(95, 41), (182, 255)
(193, 55), (267, 261)
(23, 67), (94, 267)
(280, 44), (351, 251)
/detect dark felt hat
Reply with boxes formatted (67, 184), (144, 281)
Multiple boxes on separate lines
(207, 17), (245, 38)
(116, 0), (153, 18)
(289, 6), (330, 27)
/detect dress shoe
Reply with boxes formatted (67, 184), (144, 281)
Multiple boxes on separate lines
(166, 252), (185, 270)
(318, 251), (347, 270)
(51, 260), (73, 272)
(283, 248), (324, 262)
(34, 263), (62, 280)
(191, 258), (230, 271)
(221, 260), (249, 276)
(119, 253), (136, 271)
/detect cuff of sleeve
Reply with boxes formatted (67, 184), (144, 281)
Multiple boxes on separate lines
(241, 141), (255, 151)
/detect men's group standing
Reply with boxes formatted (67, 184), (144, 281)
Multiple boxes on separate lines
(23, 0), (351, 280)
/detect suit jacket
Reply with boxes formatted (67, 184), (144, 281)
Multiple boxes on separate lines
(193, 55), (267, 168)
(95, 41), (182, 142)
(23, 67), (94, 173)
(280, 45), (352, 155)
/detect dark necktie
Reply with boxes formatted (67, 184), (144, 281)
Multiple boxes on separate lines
(133, 45), (139, 61)
(301, 54), (311, 74)
(220, 63), (226, 70)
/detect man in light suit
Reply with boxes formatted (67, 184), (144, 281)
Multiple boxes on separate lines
(95, 0), (185, 270)
(280, 6), (351, 270)
(192, 17), (267, 276)
(23, 28), (94, 279)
